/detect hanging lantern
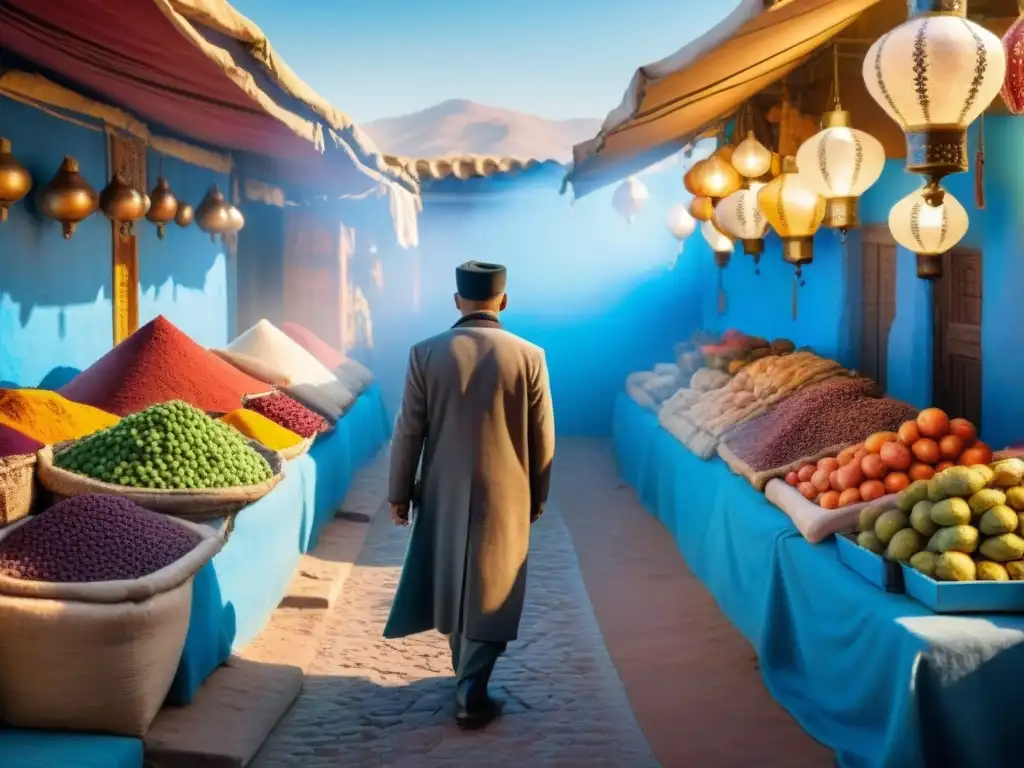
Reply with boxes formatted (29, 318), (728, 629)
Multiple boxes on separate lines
(1001, 13), (1024, 114)
(100, 172), (148, 236)
(175, 202), (195, 228)
(863, 0), (1005, 186)
(0, 138), (32, 222)
(666, 203), (696, 245)
(796, 110), (886, 233)
(196, 185), (238, 241)
(146, 177), (179, 239)
(888, 185), (969, 280)
(683, 159), (706, 195)
(692, 153), (742, 202)
(702, 220), (733, 315)
(714, 188), (769, 272)
(611, 176), (649, 223)
(39, 156), (98, 240)
(689, 195), (715, 222)
(225, 203), (245, 234)
(757, 156), (826, 273)
(714, 145), (735, 164)
(731, 131), (773, 180)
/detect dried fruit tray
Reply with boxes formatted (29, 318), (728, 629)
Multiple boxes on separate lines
(900, 566), (1024, 614)
(835, 533), (904, 593)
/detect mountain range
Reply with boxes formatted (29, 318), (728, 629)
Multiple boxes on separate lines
(361, 99), (602, 162)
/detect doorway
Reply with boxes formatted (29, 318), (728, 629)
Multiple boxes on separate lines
(859, 226), (898, 392)
(932, 248), (983, 426)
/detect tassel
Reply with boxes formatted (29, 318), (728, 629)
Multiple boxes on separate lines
(717, 268), (727, 315)
(975, 113), (986, 210)
(792, 273), (799, 320)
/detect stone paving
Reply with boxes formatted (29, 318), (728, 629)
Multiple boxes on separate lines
(253, 497), (659, 767)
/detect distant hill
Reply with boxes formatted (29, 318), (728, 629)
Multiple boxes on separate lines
(361, 99), (602, 162)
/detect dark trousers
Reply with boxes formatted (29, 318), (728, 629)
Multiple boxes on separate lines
(448, 633), (506, 708)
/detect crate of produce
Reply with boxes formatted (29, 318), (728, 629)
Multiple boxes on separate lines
(901, 565), (1024, 613)
(835, 532), (905, 592)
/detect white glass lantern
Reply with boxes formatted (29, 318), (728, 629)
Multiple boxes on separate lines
(701, 219), (734, 269)
(795, 110), (886, 232)
(863, 0), (1005, 183)
(757, 157), (826, 270)
(714, 188), (769, 267)
(666, 203), (696, 244)
(888, 185), (969, 280)
(731, 131), (773, 180)
(612, 176), (649, 223)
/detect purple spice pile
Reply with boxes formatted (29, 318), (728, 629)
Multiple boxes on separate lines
(723, 378), (918, 471)
(0, 424), (42, 459)
(245, 392), (327, 438)
(0, 494), (201, 583)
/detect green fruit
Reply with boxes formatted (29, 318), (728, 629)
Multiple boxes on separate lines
(927, 476), (947, 503)
(897, 480), (930, 512)
(1005, 561), (1024, 581)
(979, 533), (1024, 563)
(978, 505), (1019, 536)
(971, 465), (995, 485)
(990, 459), (1024, 488)
(1005, 487), (1024, 511)
(935, 551), (977, 582)
(886, 528), (924, 563)
(927, 525), (979, 554)
(937, 467), (987, 498)
(976, 561), (1010, 581)
(968, 488), (1005, 516)
(930, 497), (972, 527)
(909, 551), (939, 579)
(856, 531), (885, 555)
(858, 505), (888, 534)
(874, 509), (910, 545)
(909, 501), (938, 536)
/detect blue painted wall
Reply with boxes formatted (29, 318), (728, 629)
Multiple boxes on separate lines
(365, 164), (706, 436)
(0, 96), (234, 388)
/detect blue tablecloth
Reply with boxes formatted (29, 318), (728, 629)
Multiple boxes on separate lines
(168, 384), (391, 705)
(0, 730), (142, 768)
(613, 394), (1024, 768)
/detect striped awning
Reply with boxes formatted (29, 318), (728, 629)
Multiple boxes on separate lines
(563, 0), (884, 199)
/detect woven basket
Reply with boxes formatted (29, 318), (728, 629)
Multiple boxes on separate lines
(0, 516), (223, 736)
(278, 436), (314, 461)
(35, 439), (285, 522)
(0, 453), (36, 527)
(242, 391), (334, 437)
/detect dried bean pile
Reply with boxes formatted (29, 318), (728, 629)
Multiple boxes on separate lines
(244, 392), (328, 438)
(723, 377), (917, 471)
(0, 494), (201, 583)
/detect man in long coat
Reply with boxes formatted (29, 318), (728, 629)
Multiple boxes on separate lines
(384, 260), (556, 729)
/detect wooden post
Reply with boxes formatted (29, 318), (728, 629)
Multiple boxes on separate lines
(109, 135), (144, 345)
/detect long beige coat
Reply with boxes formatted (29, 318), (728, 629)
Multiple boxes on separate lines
(384, 314), (555, 643)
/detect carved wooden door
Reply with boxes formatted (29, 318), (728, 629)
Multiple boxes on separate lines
(109, 135), (145, 345)
(933, 249), (983, 425)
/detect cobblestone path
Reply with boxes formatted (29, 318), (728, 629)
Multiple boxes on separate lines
(253, 498), (659, 766)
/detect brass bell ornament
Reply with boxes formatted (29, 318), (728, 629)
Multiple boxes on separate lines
(175, 202), (194, 228)
(0, 138), (33, 222)
(196, 184), (244, 241)
(100, 171), (148, 236)
(146, 177), (179, 238)
(39, 156), (99, 239)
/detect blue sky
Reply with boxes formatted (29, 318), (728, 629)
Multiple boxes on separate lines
(232, 0), (737, 123)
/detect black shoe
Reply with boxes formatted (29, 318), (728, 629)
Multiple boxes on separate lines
(455, 696), (504, 730)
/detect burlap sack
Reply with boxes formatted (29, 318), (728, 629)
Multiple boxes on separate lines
(0, 517), (223, 736)
(0, 453), (35, 527)
(36, 440), (284, 522)
(279, 436), (314, 461)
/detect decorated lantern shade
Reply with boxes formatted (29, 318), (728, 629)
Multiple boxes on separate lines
(714, 188), (769, 270)
(683, 159), (705, 196)
(612, 176), (649, 223)
(757, 157), (826, 270)
(1001, 13), (1024, 114)
(795, 110), (886, 232)
(666, 203), (697, 244)
(863, 0), (1005, 183)
(731, 132), (773, 180)
(689, 195), (715, 222)
(888, 185), (969, 280)
(692, 154), (742, 201)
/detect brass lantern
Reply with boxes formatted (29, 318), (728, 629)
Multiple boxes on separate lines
(683, 159), (706, 196)
(757, 157), (826, 274)
(692, 153), (742, 203)
(0, 138), (32, 222)
(39, 156), (99, 239)
(689, 195), (715, 222)
(100, 171), (148, 236)
(147, 177), (179, 239)
(175, 202), (195, 228)
(196, 185), (235, 240)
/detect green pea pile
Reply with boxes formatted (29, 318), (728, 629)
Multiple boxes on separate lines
(55, 400), (274, 490)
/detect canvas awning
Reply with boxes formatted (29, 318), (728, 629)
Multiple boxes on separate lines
(0, 0), (418, 197)
(563, 0), (884, 199)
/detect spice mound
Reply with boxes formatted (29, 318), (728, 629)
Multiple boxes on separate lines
(55, 401), (274, 490)
(0, 388), (118, 445)
(60, 315), (269, 416)
(0, 494), (201, 582)
(244, 392), (328, 438)
(281, 321), (344, 370)
(0, 424), (43, 458)
(219, 409), (303, 452)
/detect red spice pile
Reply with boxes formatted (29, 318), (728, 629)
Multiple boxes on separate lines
(60, 316), (270, 416)
(0, 424), (43, 458)
(281, 321), (344, 370)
